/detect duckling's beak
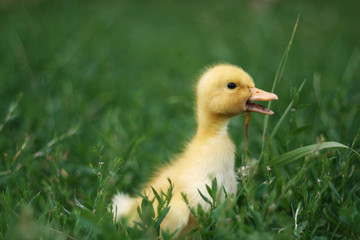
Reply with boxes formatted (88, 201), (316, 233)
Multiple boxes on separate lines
(246, 87), (278, 115)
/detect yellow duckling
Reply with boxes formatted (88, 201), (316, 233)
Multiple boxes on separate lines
(112, 63), (278, 234)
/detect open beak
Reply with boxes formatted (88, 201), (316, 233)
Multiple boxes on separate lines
(246, 87), (278, 115)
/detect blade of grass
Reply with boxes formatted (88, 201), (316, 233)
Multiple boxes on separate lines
(155, 206), (170, 230)
(33, 124), (80, 158)
(197, 189), (212, 205)
(262, 14), (300, 151)
(269, 79), (306, 140)
(0, 93), (22, 132)
(268, 141), (359, 167)
(27, 191), (41, 207)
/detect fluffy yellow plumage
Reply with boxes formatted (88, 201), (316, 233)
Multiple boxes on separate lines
(112, 64), (278, 235)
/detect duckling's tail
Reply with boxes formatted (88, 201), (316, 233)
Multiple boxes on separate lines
(111, 193), (139, 225)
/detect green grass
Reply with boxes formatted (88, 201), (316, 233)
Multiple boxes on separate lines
(1, 0), (360, 239)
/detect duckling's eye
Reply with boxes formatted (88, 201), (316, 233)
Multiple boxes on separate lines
(227, 82), (237, 89)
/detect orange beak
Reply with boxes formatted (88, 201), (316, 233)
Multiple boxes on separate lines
(245, 87), (278, 115)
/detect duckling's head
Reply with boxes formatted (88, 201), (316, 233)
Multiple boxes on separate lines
(196, 64), (278, 119)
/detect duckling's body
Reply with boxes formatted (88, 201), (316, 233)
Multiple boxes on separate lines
(112, 64), (278, 234)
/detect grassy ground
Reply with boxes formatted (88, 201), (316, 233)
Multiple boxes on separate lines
(1, 0), (360, 239)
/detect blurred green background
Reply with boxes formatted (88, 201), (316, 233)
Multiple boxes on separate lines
(1, 0), (360, 238)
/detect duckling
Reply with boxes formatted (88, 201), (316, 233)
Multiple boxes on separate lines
(112, 63), (278, 234)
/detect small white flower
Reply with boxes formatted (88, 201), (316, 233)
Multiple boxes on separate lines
(237, 166), (249, 177)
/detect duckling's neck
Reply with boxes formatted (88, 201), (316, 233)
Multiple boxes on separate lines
(195, 110), (230, 139)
